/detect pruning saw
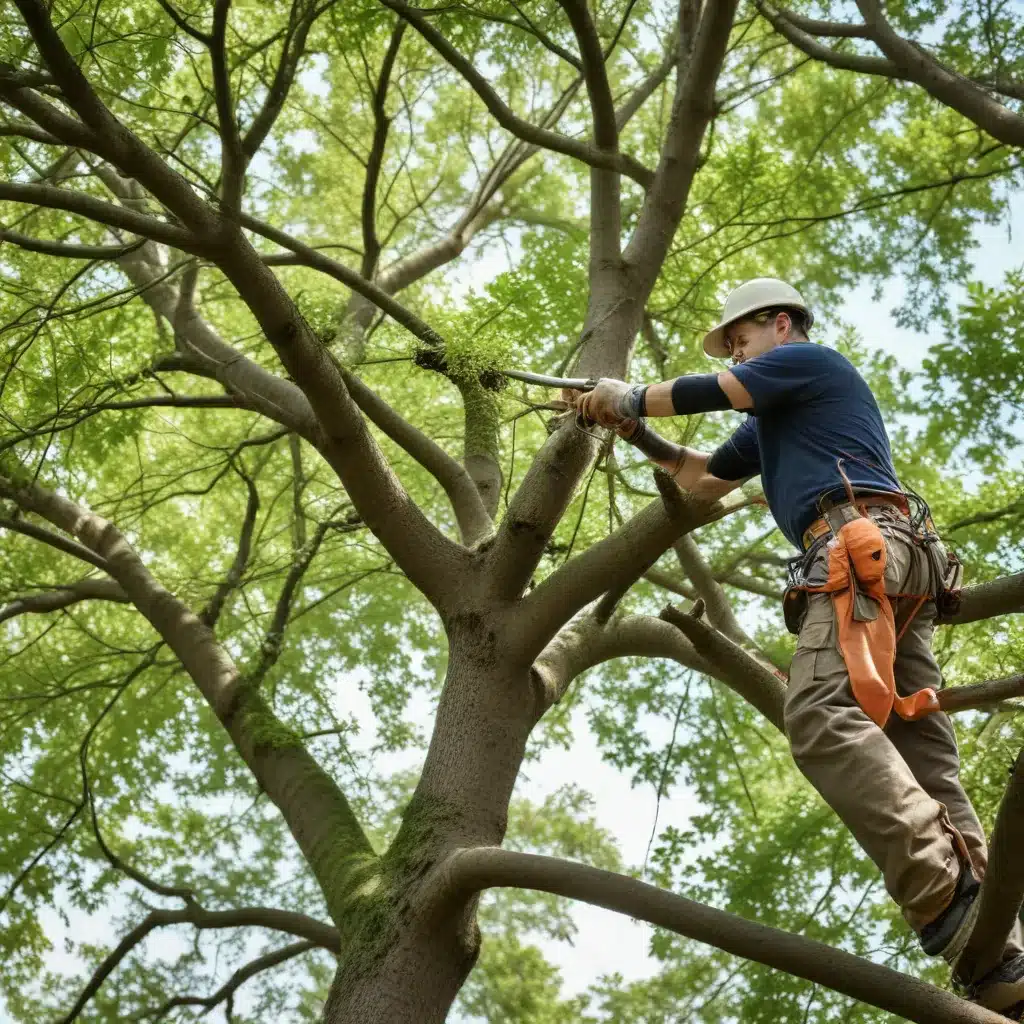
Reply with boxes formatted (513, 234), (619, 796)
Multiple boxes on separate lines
(501, 368), (599, 392)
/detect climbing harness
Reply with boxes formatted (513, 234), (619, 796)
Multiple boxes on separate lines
(783, 461), (963, 728)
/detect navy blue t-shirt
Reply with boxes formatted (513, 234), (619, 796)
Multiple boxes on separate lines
(707, 343), (901, 549)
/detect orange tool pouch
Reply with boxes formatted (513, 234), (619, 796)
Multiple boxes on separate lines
(799, 517), (940, 728)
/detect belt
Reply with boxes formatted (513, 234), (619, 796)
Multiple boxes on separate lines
(801, 494), (909, 551)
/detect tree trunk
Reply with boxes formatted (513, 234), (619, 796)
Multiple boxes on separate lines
(322, 618), (539, 1022)
(322, 906), (478, 1024)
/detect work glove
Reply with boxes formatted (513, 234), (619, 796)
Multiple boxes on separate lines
(566, 378), (647, 428)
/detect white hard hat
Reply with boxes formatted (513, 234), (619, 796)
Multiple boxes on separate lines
(702, 278), (813, 358)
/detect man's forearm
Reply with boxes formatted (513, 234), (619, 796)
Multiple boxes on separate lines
(621, 421), (708, 490)
(622, 421), (745, 499)
(643, 372), (749, 416)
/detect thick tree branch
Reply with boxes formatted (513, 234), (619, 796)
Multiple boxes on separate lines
(661, 601), (787, 729)
(341, 368), (492, 546)
(0, 474), (377, 925)
(514, 475), (717, 657)
(765, 9), (873, 39)
(0, 578), (128, 625)
(624, 0), (739, 293)
(12, 0), (219, 233)
(856, 0), (1024, 145)
(532, 609), (714, 709)
(759, 1), (1024, 148)
(939, 673), (1024, 715)
(0, 516), (111, 572)
(112, 240), (472, 610)
(559, 0), (622, 266)
(0, 182), (200, 250)
(0, 77), (104, 152)
(939, 572), (1024, 624)
(0, 226), (145, 260)
(109, 245), (317, 438)
(0, 119), (62, 144)
(377, 0), (654, 188)
(441, 847), (1004, 1024)
(947, 500), (1024, 532)
(557, 0), (617, 152)
(956, 750), (1024, 985)
(755, 3), (894, 76)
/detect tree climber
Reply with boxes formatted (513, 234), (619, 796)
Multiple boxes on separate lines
(565, 278), (1024, 1019)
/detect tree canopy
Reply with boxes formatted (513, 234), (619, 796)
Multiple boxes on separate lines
(1, 1), (1022, 1022)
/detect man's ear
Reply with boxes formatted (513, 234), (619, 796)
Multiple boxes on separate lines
(776, 311), (792, 341)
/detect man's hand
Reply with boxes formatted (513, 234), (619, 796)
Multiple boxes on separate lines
(567, 378), (630, 427)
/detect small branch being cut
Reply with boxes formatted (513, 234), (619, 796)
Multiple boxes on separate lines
(441, 847), (1004, 1024)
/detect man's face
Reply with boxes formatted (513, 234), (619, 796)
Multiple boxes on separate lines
(723, 312), (789, 364)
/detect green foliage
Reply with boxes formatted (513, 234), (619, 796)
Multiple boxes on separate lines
(2, 0), (1024, 1021)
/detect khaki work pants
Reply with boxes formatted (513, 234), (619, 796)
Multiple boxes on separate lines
(785, 512), (1023, 956)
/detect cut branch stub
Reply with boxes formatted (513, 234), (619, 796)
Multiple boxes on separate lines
(660, 602), (787, 730)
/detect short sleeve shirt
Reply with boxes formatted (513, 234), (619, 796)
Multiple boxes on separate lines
(707, 343), (902, 549)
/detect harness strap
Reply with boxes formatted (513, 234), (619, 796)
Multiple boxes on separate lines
(800, 517), (940, 727)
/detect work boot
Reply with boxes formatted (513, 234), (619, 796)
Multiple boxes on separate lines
(966, 954), (1024, 1020)
(918, 859), (981, 966)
